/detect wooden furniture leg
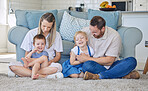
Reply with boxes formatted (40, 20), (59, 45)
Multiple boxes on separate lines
(143, 57), (148, 74)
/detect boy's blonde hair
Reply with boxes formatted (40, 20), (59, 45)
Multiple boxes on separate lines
(38, 13), (56, 49)
(74, 31), (88, 43)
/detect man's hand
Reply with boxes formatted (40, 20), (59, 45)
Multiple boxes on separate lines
(76, 53), (90, 63)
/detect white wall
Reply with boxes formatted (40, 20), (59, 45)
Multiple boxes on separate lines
(9, 0), (42, 12)
(42, 0), (111, 11)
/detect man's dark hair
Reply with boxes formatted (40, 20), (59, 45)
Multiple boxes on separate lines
(90, 16), (106, 30)
(33, 34), (46, 44)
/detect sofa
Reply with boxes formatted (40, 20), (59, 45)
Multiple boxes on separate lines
(8, 9), (143, 64)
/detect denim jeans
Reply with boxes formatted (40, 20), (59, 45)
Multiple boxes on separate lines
(82, 57), (137, 79)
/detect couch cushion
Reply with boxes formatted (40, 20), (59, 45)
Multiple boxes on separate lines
(88, 9), (119, 30)
(26, 10), (58, 30)
(15, 10), (28, 28)
(61, 40), (74, 55)
(59, 11), (90, 42)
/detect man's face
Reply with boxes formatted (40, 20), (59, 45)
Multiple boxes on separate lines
(89, 25), (105, 39)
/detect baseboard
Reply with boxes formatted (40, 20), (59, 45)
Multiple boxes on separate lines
(0, 48), (7, 52)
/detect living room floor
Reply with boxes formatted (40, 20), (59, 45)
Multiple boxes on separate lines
(0, 53), (16, 74)
(0, 53), (145, 75)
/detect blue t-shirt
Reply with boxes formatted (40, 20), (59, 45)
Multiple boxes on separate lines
(31, 51), (49, 61)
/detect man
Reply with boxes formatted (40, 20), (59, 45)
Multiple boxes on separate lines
(77, 16), (140, 80)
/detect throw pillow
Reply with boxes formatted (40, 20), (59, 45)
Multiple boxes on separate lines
(88, 9), (119, 30)
(59, 11), (90, 42)
(57, 9), (69, 32)
(15, 10), (28, 28)
(26, 10), (58, 30)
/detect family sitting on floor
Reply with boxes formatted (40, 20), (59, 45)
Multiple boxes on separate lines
(8, 12), (140, 80)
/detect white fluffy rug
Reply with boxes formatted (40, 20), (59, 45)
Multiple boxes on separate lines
(0, 73), (148, 91)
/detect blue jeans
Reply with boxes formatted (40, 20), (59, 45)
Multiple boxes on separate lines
(82, 57), (137, 79)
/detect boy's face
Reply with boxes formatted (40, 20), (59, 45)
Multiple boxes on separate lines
(34, 39), (46, 52)
(75, 33), (88, 47)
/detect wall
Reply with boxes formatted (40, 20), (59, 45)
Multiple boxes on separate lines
(9, 0), (42, 12)
(42, 0), (111, 11)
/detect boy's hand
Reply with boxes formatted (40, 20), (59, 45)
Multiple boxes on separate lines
(32, 47), (38, 53)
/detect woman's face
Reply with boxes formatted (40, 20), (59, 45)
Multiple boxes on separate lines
(41, 19), (53, 34)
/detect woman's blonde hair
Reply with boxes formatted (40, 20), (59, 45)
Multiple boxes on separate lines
(38, 13), (56, 49)
(74, 31), (88, 44)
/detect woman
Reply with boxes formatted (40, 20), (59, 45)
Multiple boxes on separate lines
(9, 13), (63, 79)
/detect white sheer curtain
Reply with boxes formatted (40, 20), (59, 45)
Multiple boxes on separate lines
(0, 0), (8, 24)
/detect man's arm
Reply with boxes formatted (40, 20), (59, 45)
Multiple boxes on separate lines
(77, 53), (115, 66)
(88, 56), (115, 66)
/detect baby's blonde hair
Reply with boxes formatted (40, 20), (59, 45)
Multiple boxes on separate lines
(74, 31), (88, 43)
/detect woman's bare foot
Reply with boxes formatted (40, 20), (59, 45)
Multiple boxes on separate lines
(32, 74), (39, 80)
(79, 72), (84, 78)
(21, 57), (28, 68)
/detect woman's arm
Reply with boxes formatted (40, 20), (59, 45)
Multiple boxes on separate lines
(70, 51), (81, 65)
(49, 51), (61, 64)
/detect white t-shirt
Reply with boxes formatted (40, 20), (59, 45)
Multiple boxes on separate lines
(82, 26), (122, 69)
(71, 46), (94, 57)
(21, 28), (63, 60)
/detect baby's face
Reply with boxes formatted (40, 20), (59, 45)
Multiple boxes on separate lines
(34, 39), (46, 52)
(75, 33), (88, 47)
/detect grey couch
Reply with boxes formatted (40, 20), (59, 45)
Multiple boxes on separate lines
(8, 9), (143, 64)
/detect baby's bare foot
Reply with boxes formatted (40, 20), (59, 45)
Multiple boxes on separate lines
(32, 74), (39, 80)
(21, 57), (28, 68)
